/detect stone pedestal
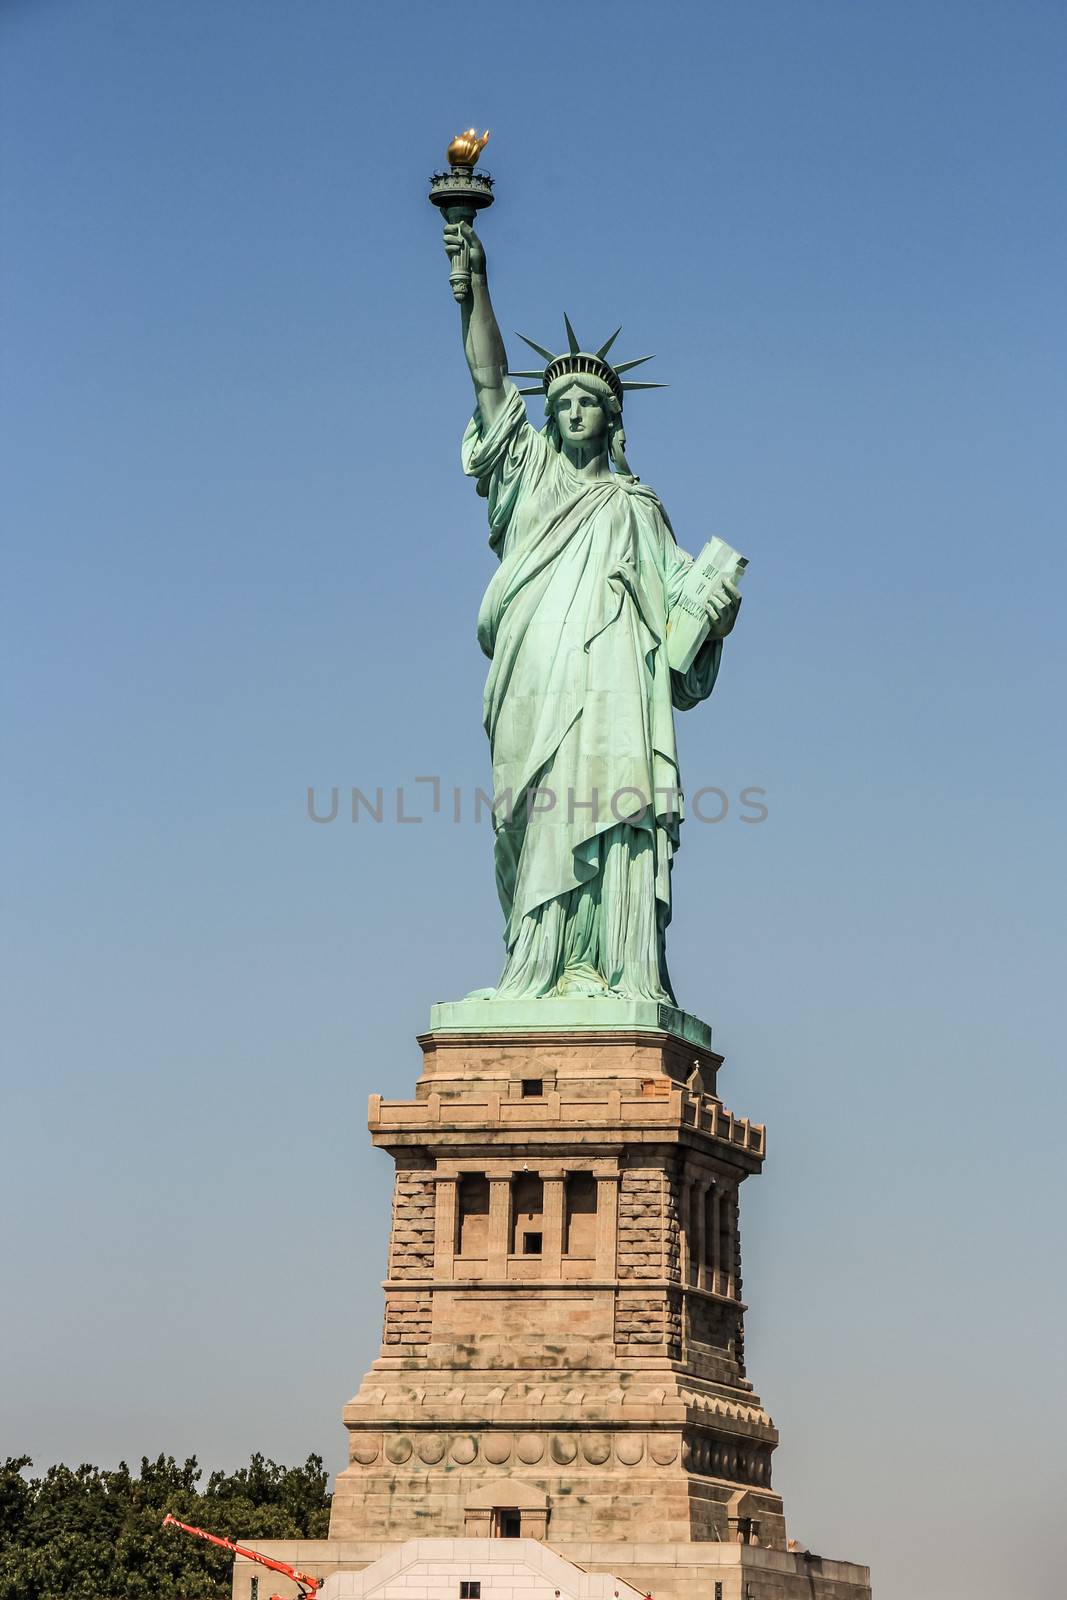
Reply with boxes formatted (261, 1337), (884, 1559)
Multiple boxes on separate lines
(315, 1021), (871, 1598)
(229, 1019), (871, 1600)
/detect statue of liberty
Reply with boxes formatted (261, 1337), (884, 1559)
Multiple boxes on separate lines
(441, 209), (741, 1009)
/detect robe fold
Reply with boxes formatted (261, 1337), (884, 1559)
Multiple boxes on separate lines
(463, 382), (722, 1001)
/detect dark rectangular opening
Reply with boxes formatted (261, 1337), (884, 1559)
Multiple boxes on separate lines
(522, 1231), (543, 1255)
(456, 1173), (491, 1258)
(494, 1508), (521, 1539)
(509, 1174), (544, 1253)
(564, 1171), (598, 1256)
(703, 1185), (716, 1269)
(460, 1584), (481, 1597)
(521, 1078), (543, 1098)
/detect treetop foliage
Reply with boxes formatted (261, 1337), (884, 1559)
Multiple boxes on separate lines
(0, 1451), (331, 1600)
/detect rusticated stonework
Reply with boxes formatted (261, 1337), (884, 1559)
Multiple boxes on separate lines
(386, 1168), (435, 1281)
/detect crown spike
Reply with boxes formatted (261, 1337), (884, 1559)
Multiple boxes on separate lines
(620, 380), (667, 391)
(614, 354), (655, 374)
(508, 370), (549, 379)
(596, 326), (623, 359)
(563, 313), (581, 354)
(516, 332), (555, 362)
(516, 386), (545, 396)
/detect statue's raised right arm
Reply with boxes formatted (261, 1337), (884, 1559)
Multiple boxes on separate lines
(443, 222), (509, 430)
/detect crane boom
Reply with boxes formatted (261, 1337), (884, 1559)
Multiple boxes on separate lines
(162, 1512), (322, 1597)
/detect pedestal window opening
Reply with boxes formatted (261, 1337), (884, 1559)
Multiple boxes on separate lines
(456, 1174), (490, 1258)
(703, 1186), (717, 1285)
(510, 1174), (544, 1255)
(563, 1171), (597, 1256)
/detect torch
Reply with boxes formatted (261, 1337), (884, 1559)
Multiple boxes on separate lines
(428, 129), (494, 301)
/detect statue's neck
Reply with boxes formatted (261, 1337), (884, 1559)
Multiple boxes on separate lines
(561, 439), (612, 480)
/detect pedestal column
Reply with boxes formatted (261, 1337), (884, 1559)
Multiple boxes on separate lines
(488, 1176), (510, 1277)
(595, 1172), (619, 1277)
(542, 1173), (564, 1276)
(434, 1175), (457, 1281)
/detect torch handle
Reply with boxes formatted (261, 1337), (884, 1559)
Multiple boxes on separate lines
(444, 203), (476, 302)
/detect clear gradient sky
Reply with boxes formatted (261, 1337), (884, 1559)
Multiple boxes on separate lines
(2, 4), (1065, 1599)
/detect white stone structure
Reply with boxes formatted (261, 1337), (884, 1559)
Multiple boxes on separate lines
(320, 1538), (645, 1600)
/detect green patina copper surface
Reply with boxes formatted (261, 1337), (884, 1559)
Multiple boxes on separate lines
(433, 143), (742, 1019)
(429, 996), (714, 1052)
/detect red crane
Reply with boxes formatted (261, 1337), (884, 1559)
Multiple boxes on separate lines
(162, 1512), (323, 1599)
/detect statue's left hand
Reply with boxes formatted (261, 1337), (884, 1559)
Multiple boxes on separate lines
(704, 578), (742, 640)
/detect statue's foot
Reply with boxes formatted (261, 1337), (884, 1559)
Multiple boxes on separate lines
(463, 986), (499, 1001)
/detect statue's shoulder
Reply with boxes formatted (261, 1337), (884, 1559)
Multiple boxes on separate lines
(620, 475), (668, 515)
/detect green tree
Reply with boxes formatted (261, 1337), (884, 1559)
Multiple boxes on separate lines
(0, 1451), (331, 1600)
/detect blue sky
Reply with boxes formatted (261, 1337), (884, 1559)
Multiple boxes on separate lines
(2, 4), (1065, 1598)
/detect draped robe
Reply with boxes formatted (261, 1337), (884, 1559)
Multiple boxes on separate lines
(463, 382), (723, 1001)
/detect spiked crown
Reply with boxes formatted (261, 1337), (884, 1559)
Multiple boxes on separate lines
(508, 316), (665, 411)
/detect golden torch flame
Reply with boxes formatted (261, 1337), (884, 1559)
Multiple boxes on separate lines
(447, 128), (490, 168)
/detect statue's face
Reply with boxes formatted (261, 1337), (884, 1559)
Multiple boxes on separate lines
(553, 383), (610, 445)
